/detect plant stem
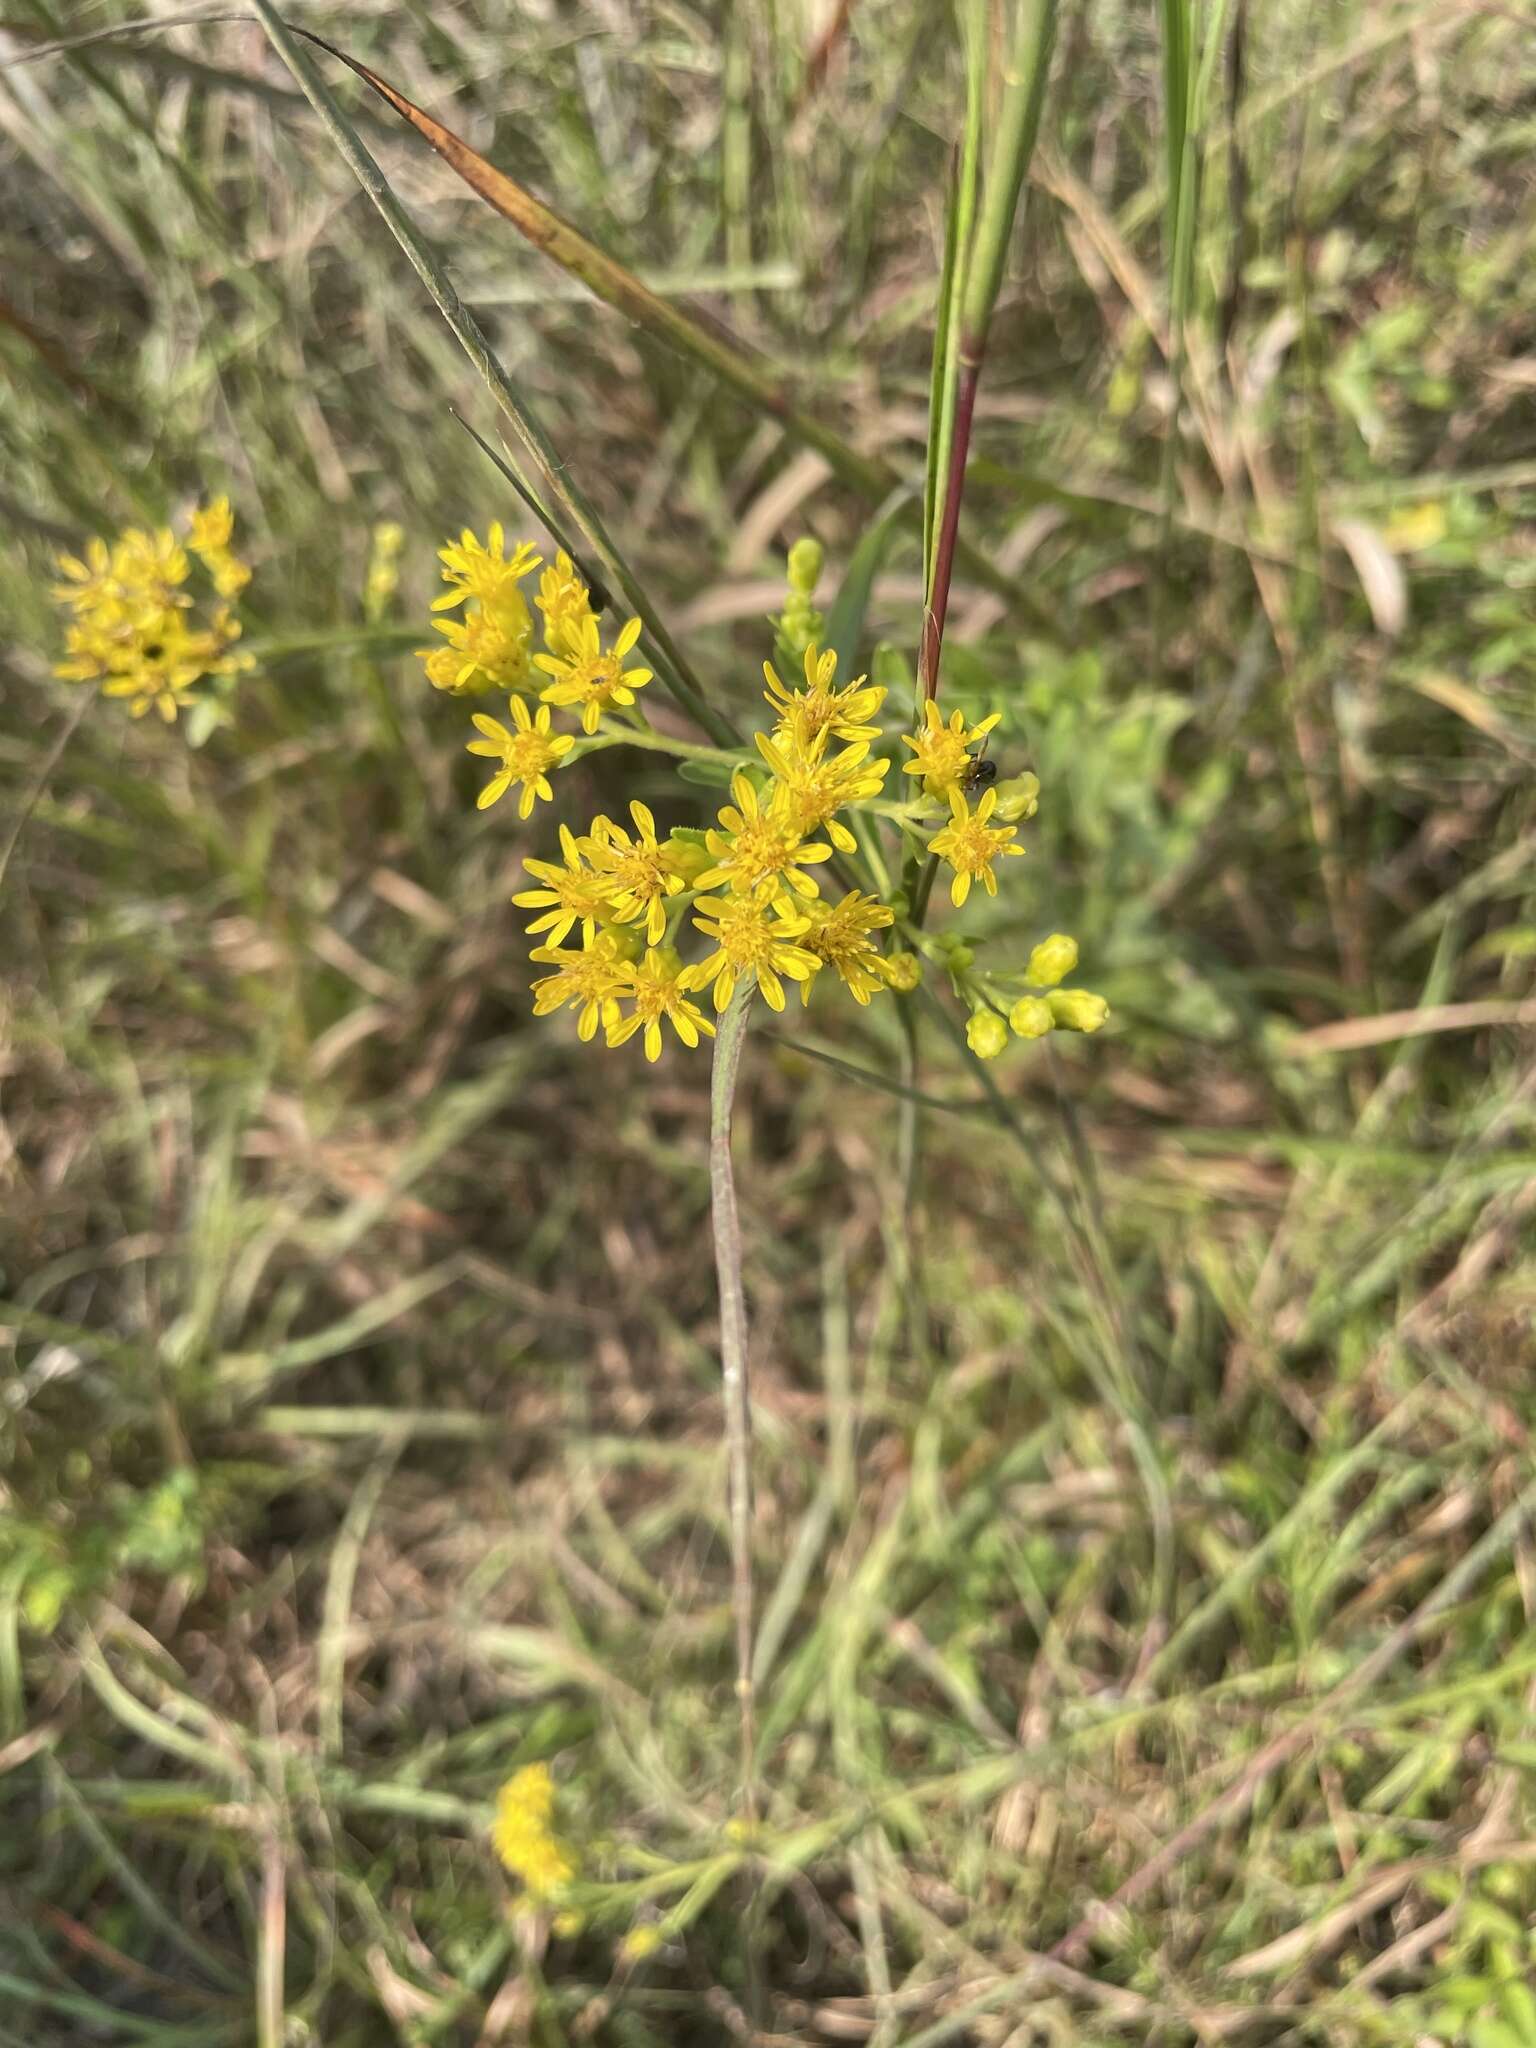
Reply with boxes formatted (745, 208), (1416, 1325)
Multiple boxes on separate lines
(708, 983), (757, 1822)
(919, 0), (1059, 703)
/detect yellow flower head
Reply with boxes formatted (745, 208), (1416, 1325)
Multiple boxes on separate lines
(433, 524), (540, 615)
(535, 549), (595, 654)
(763, 643), (886, 750)
(467, 696), (574, 815)
(900, 700), (1001, 799)
(1009, 995), (1054, 1040)
(606, 946), (717, 1061)
(529, 931), (633, 1043)
(681, 893), (821, 1013)
(694, 771), (831, 902)
(797, 890), (896, 1006)
(535, 615), (652, 735)
(584, 800), (685, 946)
(187, 495), (252, 597)
(927, 783), (1024, 907)
(421, 595), (534, 696)
(53, 512), (250, 722)
(513, 823), (616, 947)
(491, 1764), (578, 1901)
(419, 525), (540, 695)
(753, 727), (890, 855)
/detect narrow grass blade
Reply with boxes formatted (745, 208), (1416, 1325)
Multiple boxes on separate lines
(248, 2), (734, 746)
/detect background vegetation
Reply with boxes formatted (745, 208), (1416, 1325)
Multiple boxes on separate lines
(3, 2), (1535, 2042)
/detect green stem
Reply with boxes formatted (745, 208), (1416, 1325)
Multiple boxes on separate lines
(920, 0), (1059, 702)
(567, 727), (740, 770)
(708, 984), (757, 1823)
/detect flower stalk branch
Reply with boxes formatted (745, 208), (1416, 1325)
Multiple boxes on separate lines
(708, 983), (758, 1822)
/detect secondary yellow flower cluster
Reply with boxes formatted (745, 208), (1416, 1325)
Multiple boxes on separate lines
(52, 498), (252, 722)
(491, 1763), (579, 1904)
(418, 527), (652, 818)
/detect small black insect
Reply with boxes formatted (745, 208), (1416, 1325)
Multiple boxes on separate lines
(959, 750), (998, 794)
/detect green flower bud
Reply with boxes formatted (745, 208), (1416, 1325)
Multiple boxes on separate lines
(661, 830), (712, 884)
(945, 943), (974, 974)
(992, 771), (1040, 823)
(966, 1009), (1010, 1060)
(1047, 989), (1110, 1033)
(786, 536), (824, 596)
(1009, 995), (1055, 1040)
(880, 951), (922, 992)
(1025, 933), (1078, 988)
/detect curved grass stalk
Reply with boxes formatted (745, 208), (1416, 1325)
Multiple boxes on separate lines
(708, 984), (757, 1822)
(247, 0), (735, 751)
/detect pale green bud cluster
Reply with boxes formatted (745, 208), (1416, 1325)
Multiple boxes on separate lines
(960, 930), (1112, 1058)
(773, 537), (825, 661)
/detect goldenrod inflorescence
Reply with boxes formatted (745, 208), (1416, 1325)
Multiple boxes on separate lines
(422, 528), (1110, 1062)
(52, 498), (253, 724)
(491, 1763), (579, 1903)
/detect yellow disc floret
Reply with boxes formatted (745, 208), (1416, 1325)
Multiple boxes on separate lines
(797, 890), (896, 1006)
(585, 800), (684, 946)
(754, 727), (889, 855)
(491, 1763), (578, 1901)
(529, 932), (633, 1042)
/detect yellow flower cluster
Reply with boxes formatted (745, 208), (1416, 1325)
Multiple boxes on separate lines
(420, 527), (1105, 1065)
(52, 498), (252, 722)
(511, 643), (919, 1059)
(491, 1763), (579, 1902)
(419, 529), (651, 818)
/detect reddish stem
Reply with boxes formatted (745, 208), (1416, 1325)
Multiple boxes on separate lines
(919, 350), (982, 702)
